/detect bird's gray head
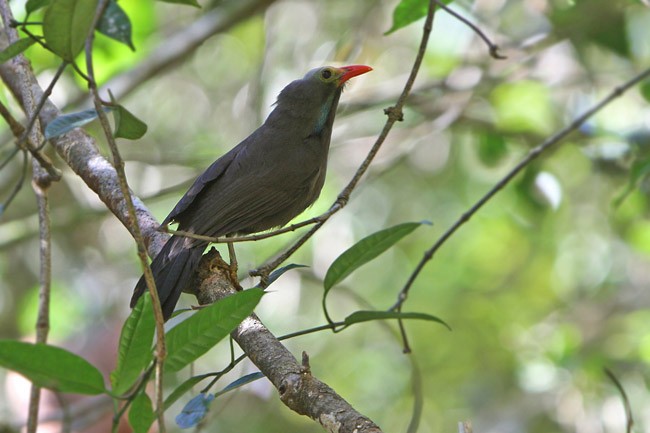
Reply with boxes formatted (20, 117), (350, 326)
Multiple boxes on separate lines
(274, 65), (372, 135)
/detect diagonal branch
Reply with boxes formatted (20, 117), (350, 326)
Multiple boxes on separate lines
(193, 250), (383, 433)
(391, 65), (650, 312)
(0, 2), (385, 431)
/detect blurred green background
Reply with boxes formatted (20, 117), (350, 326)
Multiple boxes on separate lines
(2, 0), (650, 431)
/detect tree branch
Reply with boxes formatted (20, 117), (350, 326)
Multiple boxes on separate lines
(0, 2), (384, 430)
(392, 65), (650, 312)
(193, 250), (383, 433)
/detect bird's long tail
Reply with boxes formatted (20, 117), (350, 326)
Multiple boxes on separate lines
(130, 235), (205, 320)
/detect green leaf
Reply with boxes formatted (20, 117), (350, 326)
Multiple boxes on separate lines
(97, 0), (135, 50)
(613, 156), (650, 208)
(26, 0), (51, 14)
(344, 311), (450, 330)
(43, 0), (100, 61)
(385, 0), (451, 35)
(385, 0), (429, 35)
(0, 340), (105, 394)
(110, 293), (155, 396)
(264, 264), (307, 287)
(129, 391), (156, 433)
(0, 38), (37, 64)
(113, 104), (148, 139)
(158, 0), (201, 7)
(175, 393), (214, 429)
(165, 374), (212, 410)
(640, 81), (650, 104)
(215, 372), (264, 397)
(165, 288), (264, 372)
(44, 108), (111, 139)
(324, 221), (429, 293)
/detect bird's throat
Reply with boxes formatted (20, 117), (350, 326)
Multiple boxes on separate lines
(313, 93), (336, 135)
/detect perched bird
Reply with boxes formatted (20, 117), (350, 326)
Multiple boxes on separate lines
(131, 64), (372, 319)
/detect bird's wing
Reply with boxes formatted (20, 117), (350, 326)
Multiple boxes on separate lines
(181, 166), (319, 239)
(161, 141), (247, 226)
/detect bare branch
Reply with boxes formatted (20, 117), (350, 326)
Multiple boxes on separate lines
(27, 160), (52, 433)
(193, 250), (383, 433)
(84, 2), (167, 430)
(604, 368), (634, 433)
(392, 66), (650, 312)
(433, 0), (505, 59)
(0, 4), (57, 431)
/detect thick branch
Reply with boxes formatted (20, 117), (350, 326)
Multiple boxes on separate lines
(0, 58), (167, 257)
(0, 4), (382, 430)
(193, 250), (382, 433)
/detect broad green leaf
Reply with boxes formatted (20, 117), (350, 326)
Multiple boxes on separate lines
(344, 311), (450, 330)
(215, 372), (264, 396)
(175, 393), (214, 429)
(324, 221), (429, 293)
(385, 0), (452, 35)
(113, 104), (147, 139)
(165, 374), (212, 410)
(44, 108), (111, 139)
(26, 0), (51, 14)
(0, 340), (105, 394)
(129, 391), (155, 433)
(43, 0), (100, 61)
(110, 293), (155, 396)
(158, 0), (201, 7)
(385, 0), (429, 35)
(97, 0), (135, 50)
(165, 288), (264, 372)
(0, 38), (37, 64)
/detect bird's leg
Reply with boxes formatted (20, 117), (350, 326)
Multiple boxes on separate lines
(226, 239), (242, 290)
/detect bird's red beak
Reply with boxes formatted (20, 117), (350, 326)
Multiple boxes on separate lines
(337, 65), (373, 85)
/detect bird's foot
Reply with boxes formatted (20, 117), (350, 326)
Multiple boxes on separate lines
(227, 241), (243, 290)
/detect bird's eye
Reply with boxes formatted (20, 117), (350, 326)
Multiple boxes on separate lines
(321, 69), (332, 80)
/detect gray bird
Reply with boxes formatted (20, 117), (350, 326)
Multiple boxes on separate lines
(131, 64), (372, 319)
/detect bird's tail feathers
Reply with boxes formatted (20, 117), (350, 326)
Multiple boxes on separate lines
(130, 235), (205, 320)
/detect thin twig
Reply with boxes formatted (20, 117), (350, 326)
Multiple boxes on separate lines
(163, 207), (337, 243)
(26, 166), (52, 433)
(1, 3), (59, 429)
(391, 66), (650, 312)
(83, 1), (167, 431)
(0, 99), (62, 181)
(604, 368), (634, 433)
(433, 0), (506, 59)
(1, 148), (28, 212)
(26, 103), (54, 433)
(251, 0), (438, 281)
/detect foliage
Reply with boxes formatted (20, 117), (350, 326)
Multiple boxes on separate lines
(1, 0), (650, 432)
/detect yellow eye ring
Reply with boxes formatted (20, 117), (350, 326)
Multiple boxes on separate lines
(320, 68), (335, 81)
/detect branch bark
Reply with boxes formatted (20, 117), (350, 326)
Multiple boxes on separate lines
(193, 250), (382, 433)
(0, 2), (382, 431)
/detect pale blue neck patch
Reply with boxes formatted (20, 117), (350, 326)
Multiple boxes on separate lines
(313, 93), (336, 135)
